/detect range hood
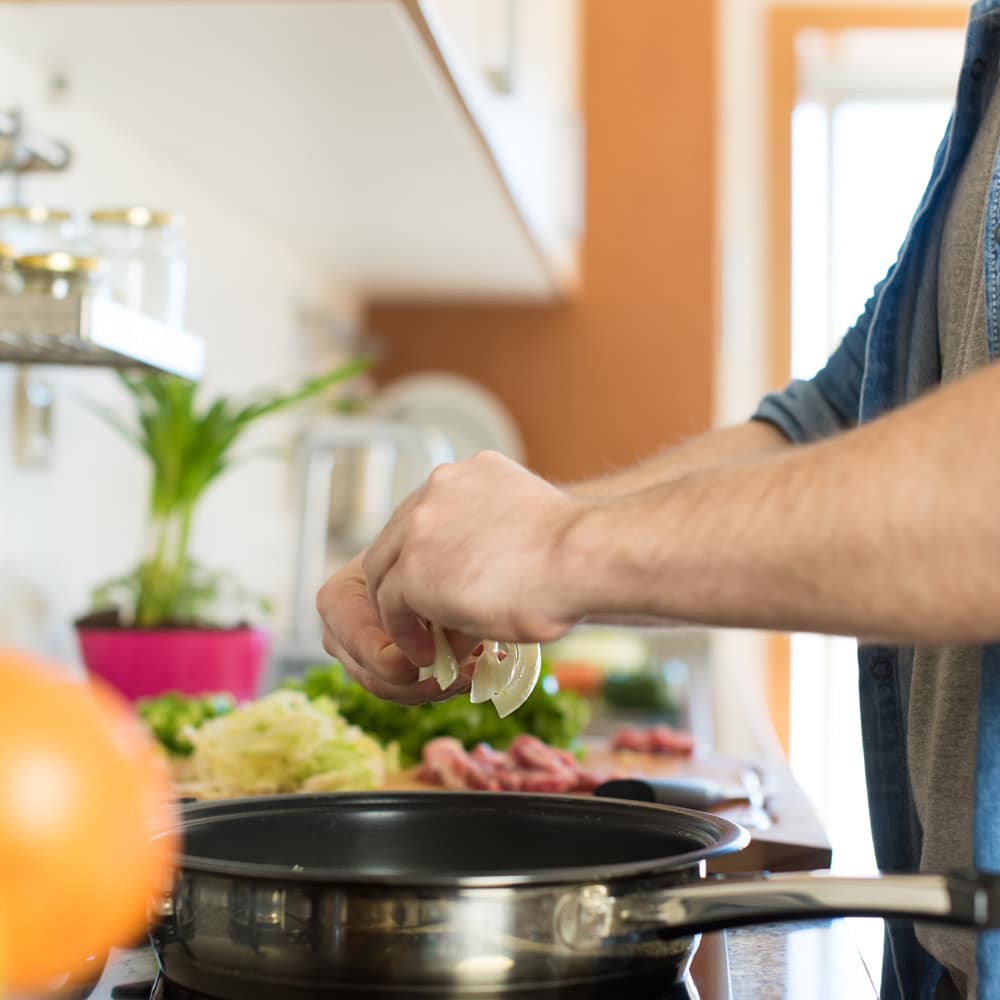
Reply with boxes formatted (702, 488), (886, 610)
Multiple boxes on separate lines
(0, 291), (204, 378)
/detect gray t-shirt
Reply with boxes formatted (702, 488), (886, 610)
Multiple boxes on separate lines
(909, 69), (1000, 1000)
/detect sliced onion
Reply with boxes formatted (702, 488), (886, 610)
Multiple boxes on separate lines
(469, 643), (501, 704)
(489, 642), (541, 719)
(424, 625), (542, 717)
(429, 623), (459, 690)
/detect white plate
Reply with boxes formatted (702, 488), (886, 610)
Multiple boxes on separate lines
(370, 372), (525, 509)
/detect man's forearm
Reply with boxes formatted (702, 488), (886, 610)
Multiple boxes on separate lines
(566, 420), (793, 498)
(561, 362), (1000, 644)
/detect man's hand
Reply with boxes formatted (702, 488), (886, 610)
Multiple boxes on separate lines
(315, 552), (471, 705)
(362, 451), (582, 666)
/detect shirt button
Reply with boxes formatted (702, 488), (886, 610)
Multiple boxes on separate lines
(972, 57), (987, 81)
(871, 657), (893, 681)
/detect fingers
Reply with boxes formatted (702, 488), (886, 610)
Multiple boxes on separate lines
(316, 557), (418, 686)
(326, 625), (470, 705)
(445, 629), (482, 665)
(316, 554), (468, 706)
(362, 489), (418, 619)
(373, 569), (434, 667)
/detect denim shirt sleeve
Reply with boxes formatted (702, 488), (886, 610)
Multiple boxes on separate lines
(752, 269), (892, 444)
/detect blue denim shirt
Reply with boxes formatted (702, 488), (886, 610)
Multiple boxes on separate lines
(753, 3), (1000, 996)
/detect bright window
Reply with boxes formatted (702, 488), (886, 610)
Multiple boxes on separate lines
(787, 24), (962, 973)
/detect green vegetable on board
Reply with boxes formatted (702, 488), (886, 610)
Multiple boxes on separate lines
(283, 660), (590, 766)
(137, 659), (590, 768)
(136, 691), (235, 756)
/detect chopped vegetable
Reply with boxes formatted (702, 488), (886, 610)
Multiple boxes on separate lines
(423, 623), (459, 688)
(426, 626), (542, 719)
(137, 662), (589, 773)
(602, 671), (678, 714)
(176, 690), (399, 798)
(136, 691), (235, 756)
(485, 643), (541, 719)
(285, 660), (589, 766)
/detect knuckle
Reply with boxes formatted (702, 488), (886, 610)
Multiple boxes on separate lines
(315, 580), (333, 614)
(428, 462), (454, 486)
(526, 617), (564, 644)
(408, 504), (435, 544)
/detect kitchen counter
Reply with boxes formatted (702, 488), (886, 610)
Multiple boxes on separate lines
(725, 922), (880, 998)
(577, 744), (833, 874)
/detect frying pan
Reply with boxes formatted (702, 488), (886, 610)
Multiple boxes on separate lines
(150, 792), (1000, 998)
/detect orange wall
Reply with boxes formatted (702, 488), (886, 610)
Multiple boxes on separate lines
(367, 0), (717, 483)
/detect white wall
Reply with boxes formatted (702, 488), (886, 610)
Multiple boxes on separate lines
(0, 44), (360, 666)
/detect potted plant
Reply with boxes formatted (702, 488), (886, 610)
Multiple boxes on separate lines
(76, 360), (368, 702)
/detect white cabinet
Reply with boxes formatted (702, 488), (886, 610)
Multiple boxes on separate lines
(421, 0), (584, 294)
(0, 0), (582, 302)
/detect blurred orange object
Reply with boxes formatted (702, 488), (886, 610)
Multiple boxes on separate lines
(551, 661), (605, 699)
(0, 648), (178, 993)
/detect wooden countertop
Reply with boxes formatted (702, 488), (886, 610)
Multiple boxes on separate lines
(385, 740), (832, 875)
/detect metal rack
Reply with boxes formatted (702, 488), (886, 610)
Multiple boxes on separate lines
(0, 291), (204, 377)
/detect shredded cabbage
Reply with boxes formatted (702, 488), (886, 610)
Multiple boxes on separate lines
(177, 690), (399, 798)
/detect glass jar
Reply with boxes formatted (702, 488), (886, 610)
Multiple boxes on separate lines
(15, 252), (105, 300)
(0, 205), (75, 256)
(0, 242), (21, 294)
(88, 207), (186, 327)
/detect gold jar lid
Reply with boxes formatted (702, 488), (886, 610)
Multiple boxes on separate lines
(0, 205), (72, 224)
(16, 251), (102, 274)
(90, 206), (176, 228)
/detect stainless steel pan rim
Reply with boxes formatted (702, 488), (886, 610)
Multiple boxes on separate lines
(170, 790), (751, 888)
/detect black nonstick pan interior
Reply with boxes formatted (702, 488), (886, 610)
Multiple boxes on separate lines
(177, 791), (748, 886)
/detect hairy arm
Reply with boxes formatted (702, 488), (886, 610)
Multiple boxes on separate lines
(566, 420), (792, 498)
(561, 362), (1000, 644)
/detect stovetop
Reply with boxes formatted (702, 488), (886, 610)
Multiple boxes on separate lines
(81, 937), (731, 1000)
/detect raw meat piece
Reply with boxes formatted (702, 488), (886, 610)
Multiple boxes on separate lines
(415, 735), (595, 794)
(610, 724), (695, 756)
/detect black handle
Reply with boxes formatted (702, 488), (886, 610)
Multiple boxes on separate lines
(595, 776), (736, 810)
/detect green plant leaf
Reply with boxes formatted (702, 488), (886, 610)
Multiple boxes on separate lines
(89, 358), (372, 626)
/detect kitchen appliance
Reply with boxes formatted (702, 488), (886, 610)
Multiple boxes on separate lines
(368, 372), (525, 513)
(79, 932), (734, 999)
(280, 418), (453, 675)
(145, 793), (999, 998)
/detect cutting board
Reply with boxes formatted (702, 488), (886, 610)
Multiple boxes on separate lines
(385, 740), (832, 875)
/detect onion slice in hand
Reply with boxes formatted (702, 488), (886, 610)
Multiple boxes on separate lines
(428, 623), (459, 689)
(469, 643), (502, 704)
(489, 642), (541, 719)
(423, 626), (542, 718)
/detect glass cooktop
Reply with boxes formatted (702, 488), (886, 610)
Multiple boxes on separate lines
(83, 937), (731, 1000)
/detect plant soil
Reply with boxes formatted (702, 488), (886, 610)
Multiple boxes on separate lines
(75, 609), (252, 632)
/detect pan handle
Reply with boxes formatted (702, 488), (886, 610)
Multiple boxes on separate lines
(555, 869), (1000, 949)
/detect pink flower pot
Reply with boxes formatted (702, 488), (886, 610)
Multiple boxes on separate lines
(77, 627), (270, 703)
